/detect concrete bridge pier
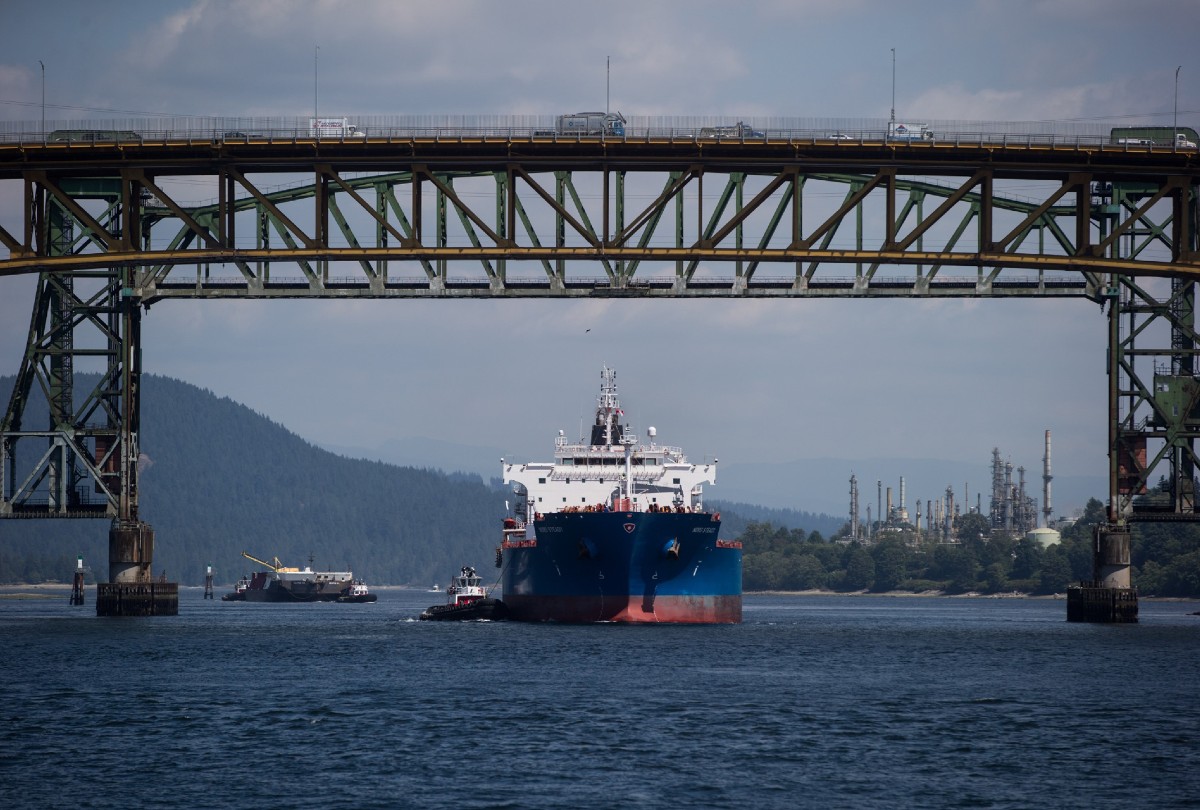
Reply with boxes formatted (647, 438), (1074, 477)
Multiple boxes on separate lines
(1066, 524), (1138, 622)
(96, 520), (178, 616)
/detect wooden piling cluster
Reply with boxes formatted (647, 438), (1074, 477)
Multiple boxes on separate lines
(1066, 584), (1139, 622)
(96, 582), (179, 616)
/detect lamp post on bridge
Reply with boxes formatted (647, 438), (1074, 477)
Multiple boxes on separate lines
(890, 47), (896, 124)
(1175, 65), (1181, 148)
(38, 60), (44, 137)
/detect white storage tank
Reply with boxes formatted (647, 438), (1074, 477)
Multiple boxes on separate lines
(1027, 527), (1061, 548)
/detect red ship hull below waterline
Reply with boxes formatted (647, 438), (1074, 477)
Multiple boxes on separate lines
(501, 593), (742, 624)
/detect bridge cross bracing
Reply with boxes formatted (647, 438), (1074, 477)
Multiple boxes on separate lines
(0, 131), (1197, 581)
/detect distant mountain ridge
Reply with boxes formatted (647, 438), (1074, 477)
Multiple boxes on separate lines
(0, 374), (507, 586)
(3, 373), (827, 587)
(323, 439), (1104, 522)
(1, 374), (1099, 586)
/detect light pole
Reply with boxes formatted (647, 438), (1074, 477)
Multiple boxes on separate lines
(314, 45), (319, 123)
(1175, 65), (1181, 148)
(38, 60), (44, 137)
(890, 48), (896, 124)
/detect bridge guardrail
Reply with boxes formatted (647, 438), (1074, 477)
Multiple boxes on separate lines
(1, 126), (1196, 152)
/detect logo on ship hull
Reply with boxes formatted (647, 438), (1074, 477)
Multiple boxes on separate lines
(623, 523), (636, 533)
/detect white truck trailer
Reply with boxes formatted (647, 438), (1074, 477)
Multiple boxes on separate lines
(887, 121), (934, 142)
(309, 117), (366, 138)
(551, 111), (626, 136)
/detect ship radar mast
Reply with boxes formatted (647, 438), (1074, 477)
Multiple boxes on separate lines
(591, 365), (625, 447)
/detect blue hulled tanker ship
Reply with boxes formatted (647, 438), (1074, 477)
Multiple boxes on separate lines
(500, 368), (741, 623)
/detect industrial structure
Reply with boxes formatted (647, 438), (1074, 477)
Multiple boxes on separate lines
(848, 432), (1067, 545)
(2, 115), (1196, 621)
(989, 447), (1040, 536)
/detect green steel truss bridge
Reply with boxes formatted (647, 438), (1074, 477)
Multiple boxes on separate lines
(0, 123), (1198, 586)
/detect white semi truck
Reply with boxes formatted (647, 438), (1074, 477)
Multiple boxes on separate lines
(309, 117), (366, 138)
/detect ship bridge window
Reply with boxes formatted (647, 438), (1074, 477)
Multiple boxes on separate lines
(539, 478), (546, 484)
(673, 478), (681, 484)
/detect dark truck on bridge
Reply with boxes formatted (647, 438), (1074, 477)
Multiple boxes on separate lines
(49, 129), (142, 142)
(537, 111), (626, 137)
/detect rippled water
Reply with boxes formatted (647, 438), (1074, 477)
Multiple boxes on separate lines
(2, 590), (1197, 809)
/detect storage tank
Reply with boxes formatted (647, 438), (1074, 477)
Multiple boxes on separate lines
(1026, 527), (1061, 549)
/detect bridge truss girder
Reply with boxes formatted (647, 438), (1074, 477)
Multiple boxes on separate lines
(0, 151), (1194, 300)
(1107, 177), (1200, 520)
(0, 141), (1197, 521)
(2, 181), (141, 520)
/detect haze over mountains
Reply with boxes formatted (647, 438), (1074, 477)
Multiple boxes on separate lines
(324, 437), (1104, 523)
(0, 374), (840, 585)
(0, 372), (1101, 586)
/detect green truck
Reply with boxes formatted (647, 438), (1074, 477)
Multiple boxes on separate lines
(1110, 126), (1198, 148)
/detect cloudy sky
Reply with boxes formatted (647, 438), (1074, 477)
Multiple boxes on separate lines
(1, 0), (1196, 517)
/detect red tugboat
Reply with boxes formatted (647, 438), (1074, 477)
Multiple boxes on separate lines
(419, 566), (507, 621)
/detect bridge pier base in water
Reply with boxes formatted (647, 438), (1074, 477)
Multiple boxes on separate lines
(96, 520), (178, 616)
(1066, 524), (1137, 623)
(96, 582), (179, 616)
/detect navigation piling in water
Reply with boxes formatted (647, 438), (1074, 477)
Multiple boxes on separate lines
(69, 555), (85, 606)
(204, 564), (214, 600)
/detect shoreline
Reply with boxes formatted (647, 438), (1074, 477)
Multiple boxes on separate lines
(4, 583), (1197, 602)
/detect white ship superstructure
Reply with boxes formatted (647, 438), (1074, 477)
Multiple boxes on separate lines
(502, 367), (716, 517)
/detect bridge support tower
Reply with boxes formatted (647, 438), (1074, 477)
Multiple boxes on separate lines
(1066, 524), (1137, 622)
(0, 178), (176, 615)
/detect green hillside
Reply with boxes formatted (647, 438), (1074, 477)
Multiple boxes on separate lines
(0, 374), (507, 586)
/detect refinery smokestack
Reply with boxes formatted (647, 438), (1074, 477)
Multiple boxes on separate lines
(900, 476), (906, 511)
(849, 474), (860, 542)
(877, 480), (882, 538)
(1043, 430), (1053, 527)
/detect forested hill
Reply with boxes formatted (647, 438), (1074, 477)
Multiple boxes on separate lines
(709, 500), (844, 540)
(0, 373), (508, 586)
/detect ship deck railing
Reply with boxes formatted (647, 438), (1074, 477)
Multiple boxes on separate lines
(547, 469), (667, 482)
(554, 443), (688, 458)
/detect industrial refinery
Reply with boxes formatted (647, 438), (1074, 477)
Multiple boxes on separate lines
(847, 430), (1061, 544)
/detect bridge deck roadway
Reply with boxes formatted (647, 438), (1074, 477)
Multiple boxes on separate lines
(0, 135), (1197, 176)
